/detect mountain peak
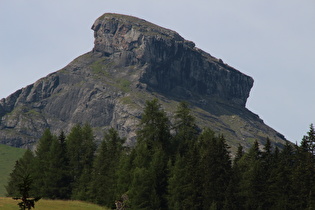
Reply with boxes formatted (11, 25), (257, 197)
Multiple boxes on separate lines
(91, 13), (191, 57)
(0, 13), (286, 150)
(91, 13), (253, 107)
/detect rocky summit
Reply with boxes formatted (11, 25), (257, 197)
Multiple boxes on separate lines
(0, 13), (287, 151)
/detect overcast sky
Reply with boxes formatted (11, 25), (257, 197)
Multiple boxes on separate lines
(0, 0), (314, 144)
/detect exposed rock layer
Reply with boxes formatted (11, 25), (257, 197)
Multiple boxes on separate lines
(0, 13), (286, 151)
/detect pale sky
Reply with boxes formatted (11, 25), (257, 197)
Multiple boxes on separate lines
(0, 0), (314, 144)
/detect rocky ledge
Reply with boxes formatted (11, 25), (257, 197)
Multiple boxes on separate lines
(0, 13), (286, 151)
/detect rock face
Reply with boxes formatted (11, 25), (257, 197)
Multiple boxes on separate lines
(0, 13), (286, 151)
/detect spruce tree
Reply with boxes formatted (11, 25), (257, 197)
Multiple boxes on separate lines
(89, 128), (125, 207)
(168, 143), (202, 210)
(32, 128), (55, 197)
(167, 101), (201, 209)
(199, 129), (232, 209)
(267, 142), (295, 209)
(173, 101), (199, 155)
(292, 135), (315, 209)
(237, 140), (266, 209)
(45, 131), (71, 199)
(6, 150), (35, 197)
(129, 99), (171, 209)
(67, 124), (96, 200)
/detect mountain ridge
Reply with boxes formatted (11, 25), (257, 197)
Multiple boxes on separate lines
(0, 13), (286, 151)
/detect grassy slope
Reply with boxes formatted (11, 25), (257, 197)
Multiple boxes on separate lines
(0, 197), (109, 210)
(0, 144), (25, 196)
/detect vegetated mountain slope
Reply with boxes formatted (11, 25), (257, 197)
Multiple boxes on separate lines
(0, 13), (287, 151)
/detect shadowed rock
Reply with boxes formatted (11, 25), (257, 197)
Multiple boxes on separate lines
(0, 13), (286, 151)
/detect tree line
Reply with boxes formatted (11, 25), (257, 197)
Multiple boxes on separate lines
(6, 99), (315, 209)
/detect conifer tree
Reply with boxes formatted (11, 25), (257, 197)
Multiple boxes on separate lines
(67, 124), (96, 200)
(301, 124), (315, 156)
(167, 142), (202, 210)
(199, 129), (231, 209)
(129, 99), (171, 209)
(6, 150), (35, 197)
(167, 101), (201, 209)
(13, 174), (41, 210)
(237, 140), (265, 209)
(267, 142), (295, 209)
(45, 131), (71, 199)
(234, 144), (244, 164)
(32, 128), (56, 197)
(173, 101), (199, 155)
(292, 134), (315, 209)
(89, 128), (125, 207)
(225, 144), (244, 210)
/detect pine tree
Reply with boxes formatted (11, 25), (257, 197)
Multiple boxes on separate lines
(13, 174), (41, 210)
(302, 124), (315, 156)
(32, 128), (56, 197)
(129, 99), (171, 209)
(6, 150), (35, 197)
(225, 144), (244, 210)
(173, 101), (199, 155)
(291, 134), (315, 209)
(237, 140), (265, 209)
(89, 128), (125, 207)
(234, 144), (244, 164)
(267, 142), (295, 209)
(67, 124), (96, 200)
(199, 129), (232, 209)
(45, 131), (71, 199)
(167, 143), (202, 210)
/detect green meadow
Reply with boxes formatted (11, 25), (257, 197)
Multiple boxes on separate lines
(0, 197), (109, 210)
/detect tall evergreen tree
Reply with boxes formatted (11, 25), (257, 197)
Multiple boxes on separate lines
(129, 99), (171, 209)
(173, 101), (199, 155)
(89, 128), (125, 207)
(301, 124), (315, 156)
(67, 123), (96, 200)
(45, 131), (71, 199)
(199, 129), (232, 209)
(225, 144), (245, 210)
(237, 140), (265, 209)
(6, 150), (35, 197)
(292, 134), (315, 209)
(32, 128), (56, 197)
(167, 101), (202, 209)
(167, 142), (202, 210)
(267, 142), (295, 209)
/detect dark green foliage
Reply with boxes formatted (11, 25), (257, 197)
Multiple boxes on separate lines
(199, 130), (232, 209)
(89, 128), (125, 207)
(129, 99), (171, 209)
(13, 174), (41, 210)
(67, 124), (96, 200)
(5, 150), (40, 209)
(136, 98), (171, 154)
(45, 131), (71, 199)
(173, 101), (199, 155)
(301, 124), (315, 155)
(32, 128), (56, 197)
(6, 150), (35, 197)
(168, 143), (202, 210)
(5, 101), (315, 210)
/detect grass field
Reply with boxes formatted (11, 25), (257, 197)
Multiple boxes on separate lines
(0, 197), (109, 209)
(0, 144), (26, 196)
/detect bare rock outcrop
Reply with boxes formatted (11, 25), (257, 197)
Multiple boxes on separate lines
(0, 13), (286, 151)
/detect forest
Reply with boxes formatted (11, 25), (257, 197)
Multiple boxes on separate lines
(5, 99), (315, 210)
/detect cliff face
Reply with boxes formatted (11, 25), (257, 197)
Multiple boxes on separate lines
(92, 14), (253, 106)
(0, 13), (286, 150)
